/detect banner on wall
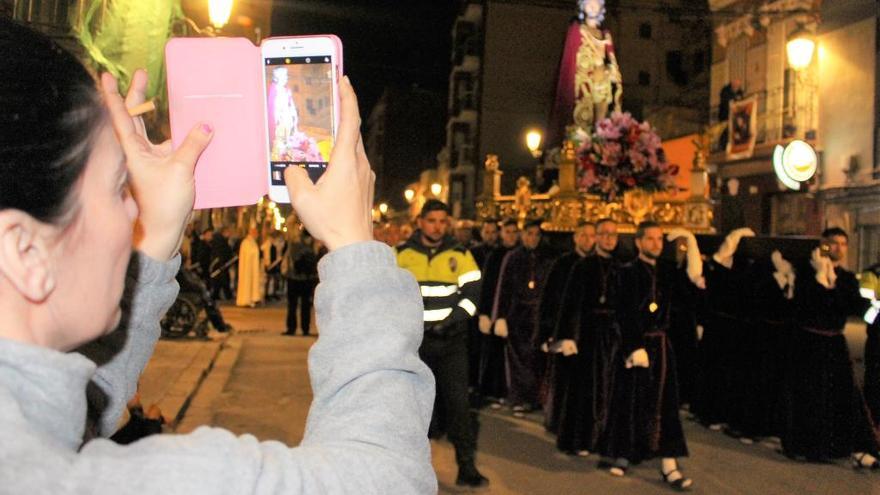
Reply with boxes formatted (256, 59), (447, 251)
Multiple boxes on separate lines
(726, 95), (758, 160)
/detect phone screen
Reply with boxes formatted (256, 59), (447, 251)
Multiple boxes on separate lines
(264, 56), (335, 186)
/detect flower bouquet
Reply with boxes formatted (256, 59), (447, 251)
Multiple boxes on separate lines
(571, 112), (678, 201)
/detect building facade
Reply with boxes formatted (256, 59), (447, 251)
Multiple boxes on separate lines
(708, 0), (878, 270)
(441, 0), (711, 219)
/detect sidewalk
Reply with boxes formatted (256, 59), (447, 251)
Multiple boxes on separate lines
(138, 332), (228, 428)
(137, 300), (295, 429)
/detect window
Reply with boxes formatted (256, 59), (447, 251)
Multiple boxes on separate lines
(638, 71), (651, 86)
(639, 23), (652, 39)
(693, 50), (706, 74)
(666, 50), (687, 86)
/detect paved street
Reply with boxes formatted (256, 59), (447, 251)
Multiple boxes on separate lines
(152, 304), (880, 494)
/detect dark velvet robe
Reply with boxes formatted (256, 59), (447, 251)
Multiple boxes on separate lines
(478, 244), (516, 399)
(866, 321), (880, 429)
(467, 242), (496, 389)
(494, 246), (555, 407)
(735, 260), (794, 438)
(553, 254), (623, 453)
(537, 250), (587, 433)
(782, 265), (880, 460)
(691, 258), (745, 427)
(599, 258), (688, 462)
(667, 263), (701, 408)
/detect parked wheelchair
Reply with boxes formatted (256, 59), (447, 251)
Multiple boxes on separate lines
(160, 266), (231, 339)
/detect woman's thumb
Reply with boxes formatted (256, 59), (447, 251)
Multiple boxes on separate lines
(173, 122), (214, 174)
(284, 164), (313, 202)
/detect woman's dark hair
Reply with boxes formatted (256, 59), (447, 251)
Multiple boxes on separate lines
(0, 18), (105, 224)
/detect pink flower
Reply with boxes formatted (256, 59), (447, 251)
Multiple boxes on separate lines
(596, 119), (621, 140)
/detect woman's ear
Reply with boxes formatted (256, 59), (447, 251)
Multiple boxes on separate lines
(0, 210), (56, 302)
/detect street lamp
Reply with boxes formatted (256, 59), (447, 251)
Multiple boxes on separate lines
(526, 130), (543, 159)
(379, 203), (389, 215)
(404, 189), (415, 203)
(208, 0), (234, 29)
(431, 183), (442, 197)
(786, 24), (815, 71)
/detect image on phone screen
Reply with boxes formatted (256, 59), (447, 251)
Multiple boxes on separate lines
(265, 56), (334, 185)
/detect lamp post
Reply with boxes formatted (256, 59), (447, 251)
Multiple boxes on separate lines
(208, 0), (234, 29)
(786, 24), (815, 71)
(526, 129), (549, 190)
(526, 130), (543, 159)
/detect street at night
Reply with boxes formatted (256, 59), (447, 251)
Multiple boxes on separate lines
(3, 0), (880, 493)
(141, 304), (878, 495)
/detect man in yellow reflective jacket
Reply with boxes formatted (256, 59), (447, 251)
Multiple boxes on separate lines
(397, 199), (488, 488)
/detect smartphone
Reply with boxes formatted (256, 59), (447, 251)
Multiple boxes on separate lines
(261, 36), (340, 203)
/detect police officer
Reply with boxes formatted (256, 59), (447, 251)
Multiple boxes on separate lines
(396, 200), (488, 487)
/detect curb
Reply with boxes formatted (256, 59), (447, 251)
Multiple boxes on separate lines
(156, 332), (231, 430)
(174, 334), (244, 433)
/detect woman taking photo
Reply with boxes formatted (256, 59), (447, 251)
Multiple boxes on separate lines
(0, 18), (435, 494)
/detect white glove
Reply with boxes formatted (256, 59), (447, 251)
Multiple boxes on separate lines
(559, 339), (578, 356)
(811, 247), (837, 289)
(478, 315), (492, 335)
(494, 318), (509, 338)
(696, 325), (704, 341)
(667, 228), (704, 288)
(625, 348), (650, 368)
(771, 250), (796, 298)
(713, 228), (755, 269)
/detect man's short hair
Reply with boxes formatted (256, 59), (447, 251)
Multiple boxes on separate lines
(482, 218), (500, 228)
(419, 199), (451, 218)
(821, 227), (848, 240)
(576, 220), (596, 230)
(501, 217), (518, 228)
(596, 218), (616, 230)
(524, 218), (543, 230)
(635, 220), (661, 239)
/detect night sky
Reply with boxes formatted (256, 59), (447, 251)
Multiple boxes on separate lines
(271, 0), (460, 126)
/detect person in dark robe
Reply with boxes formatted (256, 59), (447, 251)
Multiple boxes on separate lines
(537, 220), (596, 434)
(717, 79), (743, 151)
(783, 228), (880, 468)
(194, 229), (213, 284)
(210, 227), (234, 301)
(477, 218), (519, 405)
(492, 219), (555, 417)
(859, 262), (880, 428)
(690, 228), (753, 431)
(666, 236), (702, 409)
(598, 222), (693, 491)
(471, 219), (500, 269)
(468, 219), (500, 391)
(735, 251), (795, 441)
(552, 219), (621, 456)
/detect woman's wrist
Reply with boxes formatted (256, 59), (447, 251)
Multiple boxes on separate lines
(133, 220), (185, 262)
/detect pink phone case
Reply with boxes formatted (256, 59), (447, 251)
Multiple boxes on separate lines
(166, 36), (343, 209)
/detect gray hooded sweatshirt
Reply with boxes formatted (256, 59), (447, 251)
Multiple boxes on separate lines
(0, 241), (437, 494)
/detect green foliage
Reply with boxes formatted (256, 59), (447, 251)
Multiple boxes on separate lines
(75, 0), (183, 101)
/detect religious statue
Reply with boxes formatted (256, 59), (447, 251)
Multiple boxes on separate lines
(573, 0), (622, 131)
(514, 176), (533, 226)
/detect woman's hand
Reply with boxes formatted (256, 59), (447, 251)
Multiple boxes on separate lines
(284, 77), (373, 251)
(101, 70), (213, 261)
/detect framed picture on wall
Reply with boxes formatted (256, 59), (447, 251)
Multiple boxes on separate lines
(727, 95), (758, 160)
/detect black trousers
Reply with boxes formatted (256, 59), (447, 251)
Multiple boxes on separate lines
(420, 330), (478, 467)
(286, 279), (316, 335)
(212, 272), (232, 301)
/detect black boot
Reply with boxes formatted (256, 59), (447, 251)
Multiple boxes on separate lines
(456, 463), (489, 487)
